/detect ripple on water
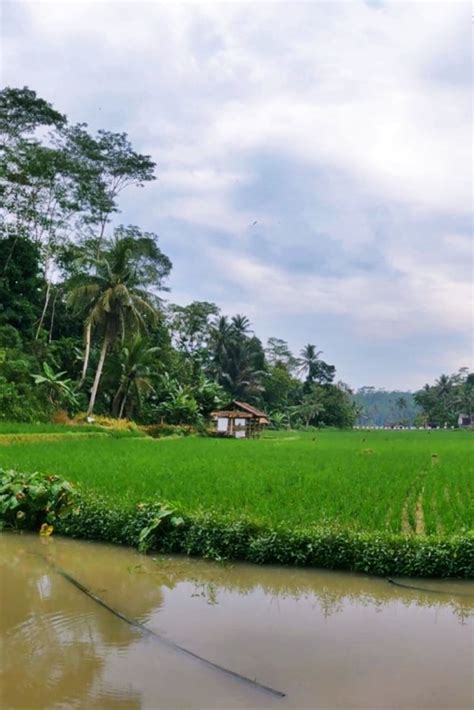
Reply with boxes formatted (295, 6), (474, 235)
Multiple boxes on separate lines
(1, 532), (473, 710)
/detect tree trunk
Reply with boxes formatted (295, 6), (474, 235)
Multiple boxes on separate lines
(112, 382), (125, 418)
(87, 334), (109, 415)
(35, 279), (51, 339)
(95, 216), (109, 259)
(2, 233), (19, 276)
(79, 322), (92, 387)
(48, 289), (58, 343)
(118, 389), (129, 419)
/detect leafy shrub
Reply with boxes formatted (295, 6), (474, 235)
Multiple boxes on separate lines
(0, 341), (54, 422)
(0, 377), (52, 422)
(0, 325), (22, 350)
(56, 496), (474, 578)
(57, 495), (184, 552)
(0, 469), (77, 531)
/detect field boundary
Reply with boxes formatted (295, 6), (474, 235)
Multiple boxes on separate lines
(54, 493), (474, 579)
(0, 432), (111, 445)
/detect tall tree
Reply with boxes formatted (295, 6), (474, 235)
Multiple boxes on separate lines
(68, 229), (171, 414)
(0, 86), (65, 147)
(396, 396), (407, 423)
(209, 315), (233, 380)
(231, 314), (252, 337)
(298, 344), (335, 387)
(64, 125), (156, 254)
(298, 344), (322, 382)
(265, 337), (298, 372)
(220, 334), (266, 402)
(168, 301), (219, 359)
(0, 234), (43, 333)
(111, 335), (159, 419)
(415, 370), (473, 426)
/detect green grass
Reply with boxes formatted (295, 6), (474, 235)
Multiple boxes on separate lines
(0, 429), (472, 535)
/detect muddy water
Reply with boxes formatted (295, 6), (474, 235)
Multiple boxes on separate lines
(0, 534), (472, 709)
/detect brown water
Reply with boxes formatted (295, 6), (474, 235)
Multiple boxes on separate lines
(0, 534), (472, 709)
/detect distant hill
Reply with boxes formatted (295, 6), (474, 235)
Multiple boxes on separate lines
(352, 388), (420, 426)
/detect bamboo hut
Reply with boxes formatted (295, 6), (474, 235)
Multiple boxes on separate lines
(210, 401), (269, 438)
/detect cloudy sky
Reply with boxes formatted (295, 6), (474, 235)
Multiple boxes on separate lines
(2, 0), (472, 389)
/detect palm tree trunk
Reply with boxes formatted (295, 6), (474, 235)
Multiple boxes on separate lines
(118, 387), (130, 419)
(112, 381), (126, 418)
(87, 334), (109, 415)
(79, 322), (92, 387)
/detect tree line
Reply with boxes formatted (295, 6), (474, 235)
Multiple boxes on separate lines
(413, 370), (474, 428)
(0, 87), (357, 428)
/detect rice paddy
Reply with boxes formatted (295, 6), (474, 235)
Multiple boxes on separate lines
(0, 428), (471, 536)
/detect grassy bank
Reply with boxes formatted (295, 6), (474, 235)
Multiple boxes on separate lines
(55, 493), (473, 578)
(1, 428), (472, 576)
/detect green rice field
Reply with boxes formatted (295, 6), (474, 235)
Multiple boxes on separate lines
(0, 429), (472, 536)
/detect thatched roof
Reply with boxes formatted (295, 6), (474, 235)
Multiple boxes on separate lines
(211, 401), (269, 424)
(233, 401), (268, 418)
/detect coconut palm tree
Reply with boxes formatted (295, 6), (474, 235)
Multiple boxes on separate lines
(209, 315), (233, 379)
(298, 344), (323, 383)
(231, 314), (252, 337)
(290, 389), (325, 428)
(220, 338), (266, 401)
(68, 231), (170, 414)
(396, 396), (408, 424)
(111, 335), (159, 418)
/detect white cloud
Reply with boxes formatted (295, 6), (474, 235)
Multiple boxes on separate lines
(2, 0), (472, 387)
(209, 241), (472, 340)
(7, 1), (470, 221)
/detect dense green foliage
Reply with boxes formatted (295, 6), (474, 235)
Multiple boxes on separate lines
(414, 370), (474, 427)
(0, 430), (471, 535)
(0, 85), (358, 429)
(0, 468), (77, 531)
(58, 496), (473, 578)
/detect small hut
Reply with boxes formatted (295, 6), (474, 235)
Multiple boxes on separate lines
(458, 414), (473, 428)
(211, 401), (269, 438)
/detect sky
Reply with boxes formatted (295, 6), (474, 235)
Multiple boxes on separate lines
(2, 0), (472, 390)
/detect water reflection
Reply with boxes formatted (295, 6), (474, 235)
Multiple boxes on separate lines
(101, 551), (473, 623)
(1, 553), (140, 708)
(1, 533), (473, 709)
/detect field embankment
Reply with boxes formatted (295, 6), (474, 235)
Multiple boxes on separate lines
(1, 429), (472, 576)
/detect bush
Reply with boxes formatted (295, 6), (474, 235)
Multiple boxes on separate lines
(0, 469), (77, 531)
(0, 325), (22, 350)
(51, 410), (73, 424)
(0, 377), (52, 422)
(59, 498), (474, 578)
